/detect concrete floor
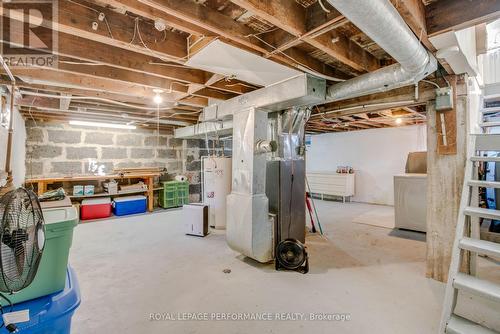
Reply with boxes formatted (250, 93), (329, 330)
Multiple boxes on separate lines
(70, 201), (446, 334)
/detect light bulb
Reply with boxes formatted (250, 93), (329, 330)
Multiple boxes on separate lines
(153, 94), (162, 104)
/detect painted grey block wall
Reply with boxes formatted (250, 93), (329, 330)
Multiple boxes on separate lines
(24, 121), (213, 201)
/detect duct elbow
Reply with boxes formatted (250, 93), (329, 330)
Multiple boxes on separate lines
(326, 51), (437, 103)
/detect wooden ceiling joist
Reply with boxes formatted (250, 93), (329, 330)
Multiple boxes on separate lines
(426, 0), (500, 37)
(95, 0), (212, 36)
(103, 0), (349, 79)
(10, 68), (184, 102)
(230, 0), (380, 73)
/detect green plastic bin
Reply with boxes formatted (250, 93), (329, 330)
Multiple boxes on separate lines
(2, 206), (78, 306)
(159, 181), (190, 208)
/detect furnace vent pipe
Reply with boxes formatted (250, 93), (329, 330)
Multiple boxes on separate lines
(325, 0), (437, 102)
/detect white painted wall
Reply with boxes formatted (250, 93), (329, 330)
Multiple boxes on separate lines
(306, 124), (427, 205)
(0, 106), (26, 187)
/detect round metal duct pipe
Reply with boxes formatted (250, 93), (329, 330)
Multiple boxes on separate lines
(325, 0), (437, 102)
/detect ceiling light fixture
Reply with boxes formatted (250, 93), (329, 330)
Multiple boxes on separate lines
(69, 120), (136, 130)
(154, 19), (167, 32)
(395, 118), (403, 125)
(153, 88), (163, 104)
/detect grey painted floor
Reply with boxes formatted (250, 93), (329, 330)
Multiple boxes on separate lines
(70, 201), (446, 334)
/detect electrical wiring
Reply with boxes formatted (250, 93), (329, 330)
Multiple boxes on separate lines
(136, 110), (202, 127)
(318, 0), (331, 13)
(19, 91), (176, 111)
(134, 17), (188, 64)
(103, 15), (114, 39)
(68, 0), (187, 65)
(66, 0), (113, 39)
(148, 62), (191, 68)
(127, 17), (139, 46)
(421, 79), (441, 89)
(223, 82), (259, 89)
(58, 60), (104, 66)
(26, 94), (38, 127)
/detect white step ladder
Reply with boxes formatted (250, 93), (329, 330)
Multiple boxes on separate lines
(439, 96), (500, 334)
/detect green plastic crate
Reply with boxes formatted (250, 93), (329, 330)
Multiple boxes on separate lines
(159, 181), (190, 208)
(2, 206), (78, 306)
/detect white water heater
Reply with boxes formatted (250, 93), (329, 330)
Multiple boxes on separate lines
(202, 157), (232, 229)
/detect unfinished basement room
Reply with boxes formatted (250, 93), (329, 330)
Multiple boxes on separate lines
(0, 0), (499, 333)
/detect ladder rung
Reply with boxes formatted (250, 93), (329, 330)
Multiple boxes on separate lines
(464, 207), (500, 220)
(468, 180), (500, 188)
(484, 94), (500, 102)
(475, 134), (500, 151)
(446, 315), (497, 334)
(481, 107), (500, 114)
(479, 122), (500, 128)
(459, 237), (500, 258)
(471, 156), (500, 162)
(453, 273), (500, 303)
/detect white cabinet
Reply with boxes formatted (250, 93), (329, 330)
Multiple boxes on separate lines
(306, 172), (355, 202)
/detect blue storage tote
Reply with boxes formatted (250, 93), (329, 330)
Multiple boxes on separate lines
(0, 266), (81, 334)
(113, 195), (147, 216)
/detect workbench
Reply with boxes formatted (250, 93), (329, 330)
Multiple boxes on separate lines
(25, 173), (161, 212)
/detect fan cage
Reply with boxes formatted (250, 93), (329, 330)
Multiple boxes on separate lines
(0, 188), (45, 293)
(276, 239), (306, 270)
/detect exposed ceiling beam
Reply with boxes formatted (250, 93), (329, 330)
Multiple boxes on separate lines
(390, 0), (430, 48)
(93, 0), (211, 36)
(19, 104), (198, 122)
(2, 78), (168, 107)
(10, 67), (185, 101)
(313, 83), (437, 119)
(107, 0), (350, 78)
(19, 111), (176, 132)
(61, 0), (187, 62)
(0, 33), (208, 85)
(230, 0), (380, 73)
(426, 0), (500, 37)
(1, 1), (263, 97)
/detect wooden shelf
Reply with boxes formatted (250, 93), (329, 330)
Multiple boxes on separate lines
(69, 189), (148, 199)
(26, 173), (160, 183)
(26, 173), (160, 212)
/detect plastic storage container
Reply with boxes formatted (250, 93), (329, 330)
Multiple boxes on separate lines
(0, 267), (81, 334)
(113, 195), (147, 216)
(159, 181), (189, 208)
(80, 197), (111, 220)
(1, 207), (78, 306)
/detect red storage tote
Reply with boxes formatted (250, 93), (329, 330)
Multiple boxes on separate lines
(81, 197), (111, 220)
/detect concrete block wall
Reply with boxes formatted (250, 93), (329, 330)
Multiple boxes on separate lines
(24, 120), (220, 202)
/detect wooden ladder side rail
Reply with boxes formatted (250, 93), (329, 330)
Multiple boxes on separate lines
(439, 134), (476, 333)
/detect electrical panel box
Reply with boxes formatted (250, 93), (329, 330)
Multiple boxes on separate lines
(435, 87), (454, 111)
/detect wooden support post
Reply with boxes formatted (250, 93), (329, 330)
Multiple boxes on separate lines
(38, 181), (47, 196)
(146, 177), (154, 212)
(426, 75), (468, 282)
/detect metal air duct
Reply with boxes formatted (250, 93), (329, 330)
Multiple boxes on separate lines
(325, 0), (437, 102)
